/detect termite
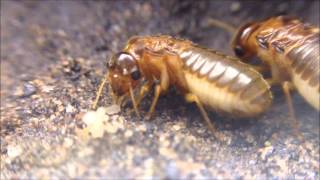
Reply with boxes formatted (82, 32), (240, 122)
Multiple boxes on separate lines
(231, 16), (319, 117)
(208, 16), (319, 114)
(92, 35), (273, 134)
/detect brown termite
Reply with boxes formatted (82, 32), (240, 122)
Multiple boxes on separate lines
(232, 15), (319, 113)
(92, 35), (273, 134)
(208, 15), (319, 141)
(208, 16), (319, 116)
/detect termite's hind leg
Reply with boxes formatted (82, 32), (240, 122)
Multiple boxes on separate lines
(282, 81), (305, 141)
(185, 93), (218, 137)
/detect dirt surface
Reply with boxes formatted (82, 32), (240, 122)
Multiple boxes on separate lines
(1, 1), (319, 179)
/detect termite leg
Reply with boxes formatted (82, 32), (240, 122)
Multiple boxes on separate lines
(184, 93), (216, 134)
(282, 81), (299, 131)
(127, 82), (152, 116)
(249, 64), (270, 74)
(129, 84), (141, 118)
(265, 78), (279, 86)
(146, 68), (169, 119)
(143, 52), (170, 120)
(92, 74), (108, 110)
(282, 81), (306, 143)
(282, 81), (296, 121)
(136, 81), (153, 108)
(145, 84), (162, 120)
(115, 95), (125, 106)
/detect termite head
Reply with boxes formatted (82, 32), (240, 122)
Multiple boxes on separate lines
(232, 21), (260, 60)
(107, 52), (141, 96)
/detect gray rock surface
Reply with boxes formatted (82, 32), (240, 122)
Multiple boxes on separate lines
(1, 1), (319, 179)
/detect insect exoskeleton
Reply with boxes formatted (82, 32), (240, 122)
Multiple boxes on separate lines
(232, 15), (320, 110)
(93, 35), (273, 132)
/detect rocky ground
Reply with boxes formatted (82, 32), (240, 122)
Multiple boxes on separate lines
(1, 1), (319, 179)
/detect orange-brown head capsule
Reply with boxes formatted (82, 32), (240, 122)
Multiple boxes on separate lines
(232, 22), (260, 59)
(107, 52), (141, 96)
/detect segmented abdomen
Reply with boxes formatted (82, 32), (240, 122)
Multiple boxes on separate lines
(180, 46), (272, 117)
(287, 34), (320, 109)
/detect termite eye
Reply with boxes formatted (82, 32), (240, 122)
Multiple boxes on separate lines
(234, 46), (245, 57)
(131, 70), (141, 80)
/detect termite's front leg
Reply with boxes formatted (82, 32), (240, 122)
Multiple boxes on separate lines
(145, 61), (169, 120)
(136, 81), (153, 108)
(127, 81), (153, 117)
(145, 84), (161, 120)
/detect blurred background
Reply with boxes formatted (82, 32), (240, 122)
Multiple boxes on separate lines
(1, 0), (319, 179)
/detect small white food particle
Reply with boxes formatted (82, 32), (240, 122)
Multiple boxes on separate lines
(105, 105), (121, 115)
(82, 108), (109, 138)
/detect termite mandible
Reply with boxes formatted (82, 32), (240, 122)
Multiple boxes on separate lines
(92, 35), (273, 135)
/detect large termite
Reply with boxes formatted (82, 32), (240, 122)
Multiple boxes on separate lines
(232, 15), (319, 113)
(92, 35), (273, 134)
(208, 15), (319, 122)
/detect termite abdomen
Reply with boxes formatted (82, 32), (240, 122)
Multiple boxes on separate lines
(288, 35), (320, 85)
(180, 46), (272, 117)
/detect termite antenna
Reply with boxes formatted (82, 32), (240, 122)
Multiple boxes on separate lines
(92, 73), (108, 110)
(207, 18), (237, 35)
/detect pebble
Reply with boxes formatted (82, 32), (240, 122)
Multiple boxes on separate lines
(175, 161), (205, 175)
(7, 145), (23, 159)
(63, 138), (74, 148)
(172, 124), (182, 131)
(125, 130), (133, 138)
(16, 82), (37, 98)
(66, 104), (76, 113)
(249, 160), (256, 165)
(142, 158), (154, 178)
(259, 146), (274, 161)
(105, 105), (121, 115)
(137, 124), (147, 132)
(245, 133), (255, 144)
(159, 147), (177, 159)
(104, 121), (119, 134)
(230, 2), (241, 13)
(264, 141), (272, 147)
(77, 147), (94, 158)
(41, 85), (55, 93)
(159, 134), (170, 147)
(165, 161), (180, 178)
